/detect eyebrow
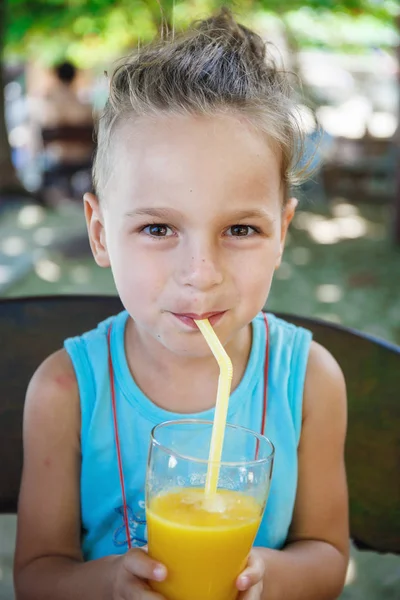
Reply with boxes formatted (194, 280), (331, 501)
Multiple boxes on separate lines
(125, 208), (178, 219)
(125, 207), (276, 223)
(224, 209), (276, 223)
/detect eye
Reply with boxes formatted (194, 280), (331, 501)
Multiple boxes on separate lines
(142, 224), (174, 237)
(226, 225), (259, 237)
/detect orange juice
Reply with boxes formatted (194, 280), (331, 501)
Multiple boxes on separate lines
(147, 487), (261, 600)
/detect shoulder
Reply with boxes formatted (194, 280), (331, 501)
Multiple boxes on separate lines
(28, 348), (78, 397)
(303, 340), (347, 425)
(24, 349), (80, 445)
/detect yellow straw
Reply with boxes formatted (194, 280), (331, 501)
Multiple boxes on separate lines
(194, 319), (233, 497)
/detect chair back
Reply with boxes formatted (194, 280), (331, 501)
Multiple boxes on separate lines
(1, 296), (399, 553)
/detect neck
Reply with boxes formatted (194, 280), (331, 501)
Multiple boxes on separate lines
(124, 319), (252, 414)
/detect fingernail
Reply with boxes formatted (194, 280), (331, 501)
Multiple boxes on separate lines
(153, 565), (167, 581)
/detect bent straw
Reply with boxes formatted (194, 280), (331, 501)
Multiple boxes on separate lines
(194, 319), (233, 497)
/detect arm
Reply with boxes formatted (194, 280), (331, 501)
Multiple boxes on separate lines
(14, 350), (166, 600)
(238, 341), (349, 600)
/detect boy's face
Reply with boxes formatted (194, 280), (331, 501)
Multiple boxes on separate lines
(85, 113), (296, 356)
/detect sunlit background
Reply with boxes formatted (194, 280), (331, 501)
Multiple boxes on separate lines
(0, 0), (400, 598)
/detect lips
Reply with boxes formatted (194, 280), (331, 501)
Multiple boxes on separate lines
(171, 311), (226, 329)
(178, 312), (224, 320)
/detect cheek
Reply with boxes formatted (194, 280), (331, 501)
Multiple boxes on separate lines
(232, 244), (279, 282)
(239, 262), (274, 296)
(108, 240), (167, 307)
(230, 246), (278, 306)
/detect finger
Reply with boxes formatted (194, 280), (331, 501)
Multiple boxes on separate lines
(123, 548), (167, 582)
(125, 578), (166, 600)
(135, 587), (166, 600)
(238, 580), (263, 600)
(236, 551), (265, 591)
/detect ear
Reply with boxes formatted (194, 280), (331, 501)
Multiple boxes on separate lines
(275, 197), (298, 269)
(83, 193), (110, 268)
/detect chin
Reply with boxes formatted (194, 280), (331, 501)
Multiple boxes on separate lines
(159, 337), (218, 359)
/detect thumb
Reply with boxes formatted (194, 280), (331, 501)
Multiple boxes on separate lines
(123, 548), (167, 582)
(236, 550), (265, 591)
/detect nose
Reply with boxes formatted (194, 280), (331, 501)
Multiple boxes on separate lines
(176, 237), (224, 291)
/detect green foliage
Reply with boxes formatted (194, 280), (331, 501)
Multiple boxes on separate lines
(283, 7), (398, 51)
(4, 0), (399, 64)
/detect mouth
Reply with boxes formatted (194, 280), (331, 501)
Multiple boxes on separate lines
(171, 311), (227, 329)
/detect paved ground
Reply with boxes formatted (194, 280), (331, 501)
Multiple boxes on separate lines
(1, 196), (400, 598)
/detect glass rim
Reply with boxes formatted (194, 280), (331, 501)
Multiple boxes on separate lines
(150, 419), (275, 467)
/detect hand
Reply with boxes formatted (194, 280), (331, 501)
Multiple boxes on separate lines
(112, 546), (167, 599)
(236, 548), (265, 600)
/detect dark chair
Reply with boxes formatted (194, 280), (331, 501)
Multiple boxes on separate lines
(41, 124), (94, 147)
(1, 295), (399, 555)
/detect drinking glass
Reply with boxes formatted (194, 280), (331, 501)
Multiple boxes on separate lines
(146, 419), (274, 600)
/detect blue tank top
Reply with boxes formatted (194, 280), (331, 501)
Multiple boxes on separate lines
(64, 311), (312, 561)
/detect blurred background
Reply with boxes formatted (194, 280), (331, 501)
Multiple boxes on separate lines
(0, 0), (399, 598)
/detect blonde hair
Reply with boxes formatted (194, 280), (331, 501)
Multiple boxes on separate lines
(93, 8), (310, 201)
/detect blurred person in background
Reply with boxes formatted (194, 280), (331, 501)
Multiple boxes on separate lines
(30, 60), (94, 206)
